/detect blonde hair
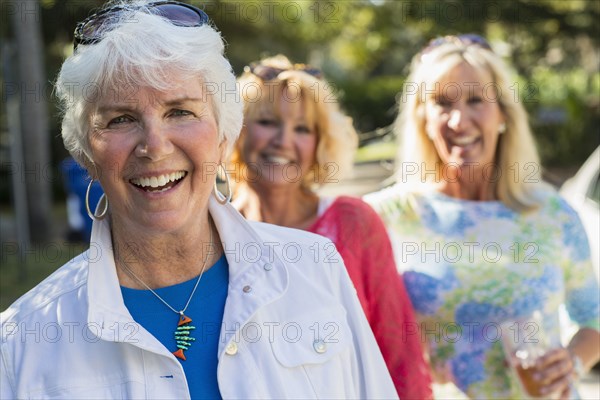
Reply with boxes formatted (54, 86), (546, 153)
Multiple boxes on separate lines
(231, 54), (358, 190)
(396, 41), (549, 211)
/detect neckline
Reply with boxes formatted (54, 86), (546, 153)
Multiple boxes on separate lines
(427, 190), (504, 205)
(120, 254), (227, 294)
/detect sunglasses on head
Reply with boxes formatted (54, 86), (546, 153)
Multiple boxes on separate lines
(244, 62), (323, 81)
(74, 1), (209, 50)
(419, 34), (492, 58)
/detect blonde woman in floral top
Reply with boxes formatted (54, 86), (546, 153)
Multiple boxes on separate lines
(365, 34), (600, 399)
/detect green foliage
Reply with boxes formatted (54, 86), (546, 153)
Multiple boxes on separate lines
(526, 68), (600, 165)
(336, 76), (405, 133)
(1, 0), (598, 182)
(0, 239), (88, 311)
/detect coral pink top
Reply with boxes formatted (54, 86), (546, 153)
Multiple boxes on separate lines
(308, 196), (432, 399)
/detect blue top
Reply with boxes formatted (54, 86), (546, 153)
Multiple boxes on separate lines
(60, 157), (104, 241)
(121, 255), (229, 399)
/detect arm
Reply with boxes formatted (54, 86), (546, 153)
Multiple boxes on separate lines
(317, 197), (432, 398)
(568, 327), (600, 372)
(327, 244), (399, 400)
(533, 200), (600, 399)
(357, 203), (433, 399)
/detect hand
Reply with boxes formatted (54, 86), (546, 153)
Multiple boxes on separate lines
(532, 348), (574, 399)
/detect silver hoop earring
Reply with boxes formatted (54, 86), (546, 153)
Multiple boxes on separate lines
(213, 163), (231, 205)
(85, 179), (108, 220)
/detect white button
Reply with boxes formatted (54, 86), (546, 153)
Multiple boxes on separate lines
(225, 342), (238, 355)
(313, 339), (327, 354)
(243, 285), (252, 293)
(263, 263), (273, 271)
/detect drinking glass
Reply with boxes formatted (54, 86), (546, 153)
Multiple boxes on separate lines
(500, 311), (561, 399)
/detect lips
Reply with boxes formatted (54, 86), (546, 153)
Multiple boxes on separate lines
(130, 171), (186, 192)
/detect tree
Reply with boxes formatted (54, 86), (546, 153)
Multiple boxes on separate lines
(10, 0), (52, 243)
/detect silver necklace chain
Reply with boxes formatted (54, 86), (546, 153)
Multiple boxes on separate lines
(118, 220), (214, 316)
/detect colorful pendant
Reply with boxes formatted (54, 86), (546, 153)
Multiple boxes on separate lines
(172, 314), (196, 361)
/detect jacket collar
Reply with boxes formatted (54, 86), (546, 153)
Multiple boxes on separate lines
(86, 196), (289, 355)
(208, 197), (289, 354)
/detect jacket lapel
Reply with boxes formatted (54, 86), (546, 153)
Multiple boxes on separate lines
(86, 217), (172, 355)
(208, 197), (289, 355)
(85, 197), (289, 358)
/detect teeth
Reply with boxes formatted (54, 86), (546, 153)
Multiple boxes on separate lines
(131, 171), (185, 188)
(451, 136), (478, 146)
(265, 155), (291, 164)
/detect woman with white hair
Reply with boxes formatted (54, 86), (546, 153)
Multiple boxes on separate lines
(0, 2), (397, 398)
(366, 34), (600, 398)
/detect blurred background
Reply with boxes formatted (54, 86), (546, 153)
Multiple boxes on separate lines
(1, 1), (599, 396)
(1, 0), (598, 323)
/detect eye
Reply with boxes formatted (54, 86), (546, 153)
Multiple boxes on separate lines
(467, 96), (483, 105)
(107, 115), (134, 127)
(295, 124), (313, 134)
(433, 97), (452, 108)
(169, 109), (193, 117)
(256, 118), (278, 127)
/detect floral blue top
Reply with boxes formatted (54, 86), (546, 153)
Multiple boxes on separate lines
(365, 187), (599, 398)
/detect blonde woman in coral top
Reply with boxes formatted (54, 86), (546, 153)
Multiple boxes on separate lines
(231, 55), (433, 399)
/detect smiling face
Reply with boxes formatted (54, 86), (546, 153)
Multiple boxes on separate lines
(89, 78), (223, 234)
(242, 88), (318, 190)
(424, 61), (505, 169)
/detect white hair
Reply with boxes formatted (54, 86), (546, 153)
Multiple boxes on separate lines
(55, 0), (242, 167)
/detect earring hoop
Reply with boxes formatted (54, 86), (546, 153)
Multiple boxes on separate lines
(213, 163), (232, 205)
(85, 179), (108, 220)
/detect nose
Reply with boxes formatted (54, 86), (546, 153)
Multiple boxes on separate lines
(271, 123), (294, 148)
(135, 119), (174, 160)
(447, 106), (470, 131)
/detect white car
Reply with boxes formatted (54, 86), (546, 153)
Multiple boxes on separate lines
(560, 146), (600, 283)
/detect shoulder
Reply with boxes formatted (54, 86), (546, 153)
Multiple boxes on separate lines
(363, 184), (418, 207)
(540, 189), (589, 238)
(247, 220), (346, 283)
(248, 221), (356, 306)
(529, 185), (581, 219)
(249, 220), (332, 247)
(1, 252), (89, 331)
(324, 196), (381, 221)
(327, 196), (391, 232)
(248, 220), (340, 267)
(363, 184), (427, 220)
(548, 190), (579, 216)
(331, 196), (376, 214)
(362, 184), (401, 208)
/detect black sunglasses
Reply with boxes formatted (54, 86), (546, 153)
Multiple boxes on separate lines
(74, 1), (209, 50)
(244, 62), (323, 81)
(420, 34), (492, 58)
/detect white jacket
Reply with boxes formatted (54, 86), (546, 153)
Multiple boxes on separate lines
(1, 198), (397, 399)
